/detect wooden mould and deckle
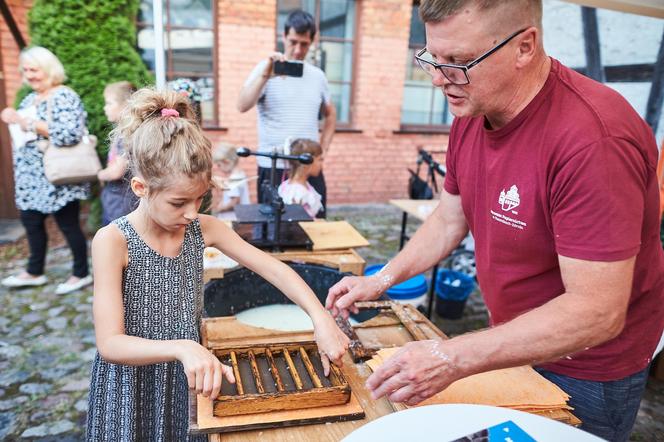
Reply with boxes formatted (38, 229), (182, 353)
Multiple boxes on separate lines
(212, 342), (351, 417)
(190, 318), (365, 435)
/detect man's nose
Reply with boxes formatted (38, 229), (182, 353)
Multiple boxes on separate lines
(431, 69), (449, 88)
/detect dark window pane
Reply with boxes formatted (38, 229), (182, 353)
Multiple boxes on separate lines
(168, 0), (212, 28)
(320, 0), (354, 39)
(409, 5), (425, 46)
(166, 29), (214, 73)
(138, 1), (153, 25)
(328, 82), (351, 124)
(320, 41), (352, 83)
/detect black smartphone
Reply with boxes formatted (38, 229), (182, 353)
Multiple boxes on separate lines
(273, 61), (304, 77)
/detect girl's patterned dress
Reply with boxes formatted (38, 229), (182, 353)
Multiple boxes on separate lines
(87, 217), (207, 441)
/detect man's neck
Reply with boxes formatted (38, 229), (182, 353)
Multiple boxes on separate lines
(485, 55), (551, 130)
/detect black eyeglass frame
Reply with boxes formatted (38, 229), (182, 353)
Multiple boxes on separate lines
(415, 28), (529, 85)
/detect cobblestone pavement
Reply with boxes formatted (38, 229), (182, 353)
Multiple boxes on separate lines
(0, 203), (662, 440)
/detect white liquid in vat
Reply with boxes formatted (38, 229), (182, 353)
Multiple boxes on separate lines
(235, 304), (360, 331)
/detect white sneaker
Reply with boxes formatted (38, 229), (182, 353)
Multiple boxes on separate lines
(55, 275), (93, 295)
(1, 274), (48, 288)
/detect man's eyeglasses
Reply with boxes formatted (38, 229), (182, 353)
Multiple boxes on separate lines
(415, 28), (528, 85)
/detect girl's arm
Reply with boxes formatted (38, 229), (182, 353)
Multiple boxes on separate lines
(98, 155), (128, 182)
(91, 226), (234, 397)
(199, 214), (349, 374)
(216, 196), (240, 213)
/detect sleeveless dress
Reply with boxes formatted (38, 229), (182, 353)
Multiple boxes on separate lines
(87, 217), (207, 441)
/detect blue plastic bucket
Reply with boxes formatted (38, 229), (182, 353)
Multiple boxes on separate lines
(435, 269), (475, 319)
(365, 264), (428, 307)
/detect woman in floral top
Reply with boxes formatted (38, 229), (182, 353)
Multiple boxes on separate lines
(0, 46), (92, 294)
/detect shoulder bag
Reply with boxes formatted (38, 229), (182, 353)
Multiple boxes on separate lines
(38, 86), (101, 185)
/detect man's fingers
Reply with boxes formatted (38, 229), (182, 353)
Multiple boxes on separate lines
(370, 371), (408, 401)
(388, 384), (417, 404)
(366, 357), (401, 391)
(195, 367), (204, 393)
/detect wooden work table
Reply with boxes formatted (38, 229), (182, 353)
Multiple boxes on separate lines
(204, 220), (369, 282)
(191, 304), (578, 440)
(192, 305), (448, 441)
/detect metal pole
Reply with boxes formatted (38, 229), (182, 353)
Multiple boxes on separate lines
(152, 0), (166, 90)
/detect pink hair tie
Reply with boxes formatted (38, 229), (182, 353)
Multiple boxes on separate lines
(161, 108), (179, 118)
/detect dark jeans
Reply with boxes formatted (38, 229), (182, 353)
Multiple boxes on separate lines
(257, 167), (327, 218)
(536, 367), (649, 441)
(20, 200), (89, 278)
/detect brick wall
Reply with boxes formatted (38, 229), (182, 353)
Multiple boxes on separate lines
(0, 0), (31, 106)
(0, 0), (451, 209)
(209, 0), (450, 204)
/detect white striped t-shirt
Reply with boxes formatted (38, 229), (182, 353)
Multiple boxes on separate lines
(250, 61), (331, 168)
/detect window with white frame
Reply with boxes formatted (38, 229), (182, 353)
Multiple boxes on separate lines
(277, 0), (356, 125)
(401, 3), (453, 128)
(136, 0), (217, 126)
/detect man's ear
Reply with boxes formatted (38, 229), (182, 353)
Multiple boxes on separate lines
(130, 177), (147, 198)
(516, 27), (539, 69)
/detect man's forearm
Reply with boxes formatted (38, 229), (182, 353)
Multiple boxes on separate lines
(320, 105), (336, 153)
(448, 290), (626, 379)
(382, 201), (468, 287)
(237, 69), (269, 113)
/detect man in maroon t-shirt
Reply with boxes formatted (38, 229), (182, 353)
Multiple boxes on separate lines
(326, 1), (664, 440)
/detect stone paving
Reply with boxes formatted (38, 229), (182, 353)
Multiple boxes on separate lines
(0, 203), (661, 440)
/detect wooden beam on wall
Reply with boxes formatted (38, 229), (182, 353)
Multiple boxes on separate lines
(645, 29), (664, 134)
(563, 0), (664, 19)
(581, 7), (606, 83)
(0, 0), (26, 49)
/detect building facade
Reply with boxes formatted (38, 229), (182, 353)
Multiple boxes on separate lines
(0, 0), (451, 218)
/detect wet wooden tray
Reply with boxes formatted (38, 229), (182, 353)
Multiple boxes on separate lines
(213, 342), (351, 417)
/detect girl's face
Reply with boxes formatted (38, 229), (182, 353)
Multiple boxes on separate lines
(134, 174), (209, 232)
(212, 159), (234, 176)
(22, 61), (50, 93)
(309, 154), (324, 177)
(103, 92), (124, 123)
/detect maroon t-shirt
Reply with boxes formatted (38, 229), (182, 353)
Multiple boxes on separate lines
(444, 58), (664, 381)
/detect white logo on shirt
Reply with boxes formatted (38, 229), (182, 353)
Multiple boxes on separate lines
(499, 185), (520, 212)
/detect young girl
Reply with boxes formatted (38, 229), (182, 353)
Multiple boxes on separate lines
(211, 142), (250, 220)
(278, 138), (324, 218)
(97, 81), (138, 225)
(87, 89), (349, 441)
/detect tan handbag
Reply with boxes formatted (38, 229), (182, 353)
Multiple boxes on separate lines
(38, 87), (101, 185)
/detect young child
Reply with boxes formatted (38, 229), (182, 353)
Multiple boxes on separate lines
(278, 138), (324, 218)
(211, 142), (250, 220)
(87, 89), (349, 441)
(97, 81), (138, 226)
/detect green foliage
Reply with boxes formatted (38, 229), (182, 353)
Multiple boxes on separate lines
(23, 0), (153, 229)
(26, 0), (153, 154)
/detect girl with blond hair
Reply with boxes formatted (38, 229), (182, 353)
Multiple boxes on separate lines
(86, 88), (348, 441)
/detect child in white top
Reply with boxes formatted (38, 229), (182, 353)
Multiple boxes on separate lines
(87, 89), (348, 441)
(278, 138), (323, 218)
(211, 142), (250, 220)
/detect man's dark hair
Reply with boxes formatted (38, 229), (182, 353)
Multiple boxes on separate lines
(284, 10), (317, 38)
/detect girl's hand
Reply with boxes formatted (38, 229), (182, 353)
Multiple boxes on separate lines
(174, 340), (235, 399)
(312, 312), (350, 376)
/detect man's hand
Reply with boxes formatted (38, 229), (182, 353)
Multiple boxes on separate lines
(366, 339), (460, 406)
(263, 52), (287, 78)
(325, 275), (386, 319)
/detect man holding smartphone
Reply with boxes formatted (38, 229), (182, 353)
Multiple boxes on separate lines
(237, 9), (336, 217)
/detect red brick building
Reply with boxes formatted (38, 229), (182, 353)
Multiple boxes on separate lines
(0, 0), (450, 219)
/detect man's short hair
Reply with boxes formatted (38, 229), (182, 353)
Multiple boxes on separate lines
(419, 0), (542, 31)
(284, 10), (317, 38)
